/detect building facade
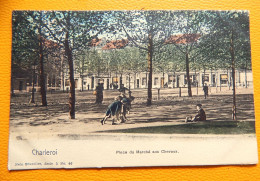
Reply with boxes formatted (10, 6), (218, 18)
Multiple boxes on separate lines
(62, 69), (253, 91)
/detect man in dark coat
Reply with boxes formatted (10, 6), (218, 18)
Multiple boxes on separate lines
(203, 84), (209, 99)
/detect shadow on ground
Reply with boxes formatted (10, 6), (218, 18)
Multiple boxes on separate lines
(10, 89), (255, 132)
(97, 121), (255, 134)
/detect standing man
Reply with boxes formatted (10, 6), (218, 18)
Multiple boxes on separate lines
(203, 84), (209, 99)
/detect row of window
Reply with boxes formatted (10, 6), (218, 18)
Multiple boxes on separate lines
(64, 74), (230, 87)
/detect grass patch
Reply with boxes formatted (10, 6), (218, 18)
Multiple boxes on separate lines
(101, 121), (255, 134)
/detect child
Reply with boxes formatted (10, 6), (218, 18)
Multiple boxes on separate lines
(185, 104), (206, 123)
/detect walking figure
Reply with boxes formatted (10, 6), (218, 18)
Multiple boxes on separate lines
(203, 84), (208, 99)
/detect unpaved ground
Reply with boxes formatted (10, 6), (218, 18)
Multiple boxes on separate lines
(9, 87), (255, 139)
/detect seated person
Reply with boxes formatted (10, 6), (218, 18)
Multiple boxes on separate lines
(185, 104), (206, 123)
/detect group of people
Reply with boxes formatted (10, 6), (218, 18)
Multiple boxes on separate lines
(101, 93), (135, 125)
(101, 98), (207, 125)
(99, 84), (207, 125)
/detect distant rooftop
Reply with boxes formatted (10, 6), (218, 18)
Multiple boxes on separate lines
(102, 39), (129, 50)
(165, 34), (201, 44)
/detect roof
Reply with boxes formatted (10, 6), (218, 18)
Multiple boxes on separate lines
(102, 39), (129, 50)
(89, 38), (102, 47)
(165, 34), (201, 44)
(41, 37), (61, 49)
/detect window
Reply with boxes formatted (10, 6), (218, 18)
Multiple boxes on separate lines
(220, 74), (228, 84)
(168, 75), (175, 83)
(184, 75), (193, 84)
(212, 75), (216, 84)
(75, 79), (78, 88)
(65, 79), (69, 86)
(154, 77), (159, 85)
(193, 75), (196, 82)
(142, 77), (147, 85)
(98, 79), (104, 84)
(202, 74), (209, 84)
(112, 77), (118, 84)
(91, 77), (94, 88)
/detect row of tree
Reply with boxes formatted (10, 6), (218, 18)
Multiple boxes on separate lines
(12, 10), (251, 120)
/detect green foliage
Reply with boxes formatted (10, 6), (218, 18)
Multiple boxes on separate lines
(98, 47), (146, 74)
(13, 10), (252, 80)
(12, 11), (39, 69)
(154, 44), (186, 73)
(203, 11), (251, 70)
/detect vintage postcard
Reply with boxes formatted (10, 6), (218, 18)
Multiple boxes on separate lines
(8, 10), (258, 170)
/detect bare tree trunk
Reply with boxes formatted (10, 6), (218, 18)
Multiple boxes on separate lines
(62, 72), (65, 93)
(116, 72), (118, 89)
(230, 30), (236, 121)
(215, 69), (218, 93)
(210, 69), (212, 87)
(29, 59), (36, 104)
(227, 69), (230, 90)
(11, 59), (15, 96)
(146, 71), (148, 88)
(173, 72), (175, 88)
(38, 21), (47, 106)
(120, 73), (123, 89)
(203, 68), (206, 86)
(186, 53), (192, 97)
(60, 56), (65, 93)
(128, 73), (131, 91)
(65, 31), (75, 119)
(245, 60), (247, 88)
(147, 32), (153, 106)
(134, 73), (136, 89)
(11, 77), (15, 96)
(195, 69), (198, 95)
(162, 71), (165, 88)
(81, 75), (84, 91)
